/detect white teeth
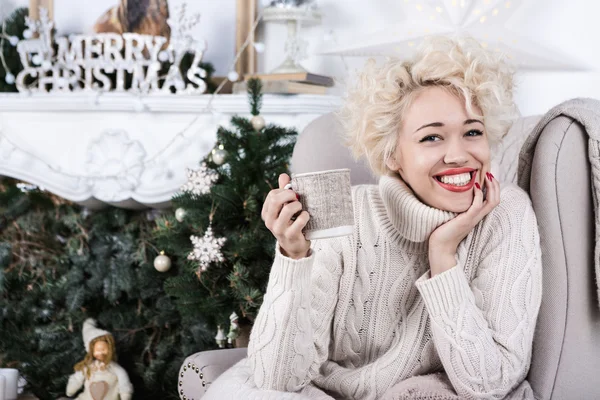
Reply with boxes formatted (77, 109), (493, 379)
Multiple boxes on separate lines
(439, 172), (471, 186)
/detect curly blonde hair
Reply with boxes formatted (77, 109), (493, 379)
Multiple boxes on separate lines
(338, 35), (519, 177)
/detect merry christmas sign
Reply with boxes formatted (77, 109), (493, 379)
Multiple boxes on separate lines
(14, 6), (208, 94)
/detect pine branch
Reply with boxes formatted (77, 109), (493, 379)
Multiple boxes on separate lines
(247, 78), (263, 116)
(0, 8), (28, 93)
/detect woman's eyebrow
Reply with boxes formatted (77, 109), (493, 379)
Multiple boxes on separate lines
(414, 122), (443, 133)
(413, 119), (483, 133)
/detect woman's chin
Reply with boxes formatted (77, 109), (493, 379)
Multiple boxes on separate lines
(433, 195), (473, 213)
(444, 204), (470, 213)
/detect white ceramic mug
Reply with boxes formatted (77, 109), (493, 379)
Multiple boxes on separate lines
(0, 369), (18, 400)
(284, 168), (354, 240)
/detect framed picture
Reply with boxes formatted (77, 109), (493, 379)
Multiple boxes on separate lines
(235, 0), (257, 77)
(43, 0), (256, 76)
(28, 0), (53, 21)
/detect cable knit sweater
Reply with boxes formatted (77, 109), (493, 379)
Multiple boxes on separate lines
(205, 175), (542, 400)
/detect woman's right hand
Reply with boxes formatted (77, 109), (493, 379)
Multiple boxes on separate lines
(261, 173), (311, 259)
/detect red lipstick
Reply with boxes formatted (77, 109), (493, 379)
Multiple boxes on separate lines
(434, 169), (477, 193)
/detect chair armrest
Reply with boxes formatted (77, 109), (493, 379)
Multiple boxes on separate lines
(178, 347), (247, 400)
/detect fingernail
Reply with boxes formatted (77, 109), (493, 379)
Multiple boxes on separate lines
(486, 172), (491, 180)
(296, 193), (300, 200)
(489, 173), (495, 180)
(475, 182), (481, 189)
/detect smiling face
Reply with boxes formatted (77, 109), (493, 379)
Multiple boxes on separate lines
(386, 86), (491, 213)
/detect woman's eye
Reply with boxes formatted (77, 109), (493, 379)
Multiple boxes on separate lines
(465, 129), (483, 137)
(419, 135), (441, 143)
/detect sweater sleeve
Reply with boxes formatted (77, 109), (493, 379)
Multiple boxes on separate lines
(112, 363), (134, 399)
(248, 238), (344, 392)
(415, 187), (543, 400)
(66, 370), (84, 396)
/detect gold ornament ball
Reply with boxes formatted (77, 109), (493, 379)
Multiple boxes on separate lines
(212, 148), (228, 165)
(251, 115), (265, 131)
(154, 251), (172, 272)
(175, 207), (187, 222)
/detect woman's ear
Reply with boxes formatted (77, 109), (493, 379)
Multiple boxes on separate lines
(385, 156), (400, 172)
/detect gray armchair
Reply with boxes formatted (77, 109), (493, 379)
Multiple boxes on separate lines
(177, 112), (600, 400)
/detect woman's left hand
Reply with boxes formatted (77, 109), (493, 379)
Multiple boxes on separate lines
(428, 172), (500, 277)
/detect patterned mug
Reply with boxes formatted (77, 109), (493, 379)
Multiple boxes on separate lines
(284, 168), (354, 240)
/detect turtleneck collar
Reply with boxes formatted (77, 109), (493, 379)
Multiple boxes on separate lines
(373, 174), (457, 243)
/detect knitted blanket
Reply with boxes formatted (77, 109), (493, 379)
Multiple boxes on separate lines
(380, 372), (534, 399)
(517, 97), (600, 309)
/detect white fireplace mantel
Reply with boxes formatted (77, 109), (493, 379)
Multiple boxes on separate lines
(0, 92), (342, 209)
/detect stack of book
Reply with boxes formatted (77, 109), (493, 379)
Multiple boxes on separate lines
(233, 72), (334, 95)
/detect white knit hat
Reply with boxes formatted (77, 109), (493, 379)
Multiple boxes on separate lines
(82, 318), (112, 353)
(229, 312), (239, 322)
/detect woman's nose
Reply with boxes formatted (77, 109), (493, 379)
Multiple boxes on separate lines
(443, 140), (468, 165)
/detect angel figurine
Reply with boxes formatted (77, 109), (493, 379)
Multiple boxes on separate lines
(66, 319), (133, 400)
(226, 312), (240, 347)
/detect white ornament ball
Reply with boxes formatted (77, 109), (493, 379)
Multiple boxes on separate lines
(253, 42), (265, 53)
(9, 36), (18, 46)
(251, 115), (266, 131)
(227, 71), (239, 82)
(158, 50), (169, 62)
(5, 73), (15, 85)
(154, 251), (172, 272)
(32, 54), (42, 65)
(23, 29), (32, 39)
(175, 207), (187, 222)
(212, 148), (228, 165)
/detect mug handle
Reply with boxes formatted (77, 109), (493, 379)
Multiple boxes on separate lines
(284, 183), (292, 190)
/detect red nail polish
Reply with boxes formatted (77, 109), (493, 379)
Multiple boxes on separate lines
(475, 182), (481, 189)
(296, 193), (300, 200)
(490, 173), (495, 180)
(486, 172), (491, 180)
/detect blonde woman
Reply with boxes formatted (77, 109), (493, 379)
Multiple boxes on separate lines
(205, 36), (542, 400)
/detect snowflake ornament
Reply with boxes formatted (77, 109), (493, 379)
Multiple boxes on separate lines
(187, 225), (226, 271)
(180, 163), (218, 196)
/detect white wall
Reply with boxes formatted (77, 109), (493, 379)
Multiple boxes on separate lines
(4, 0), (599, 116)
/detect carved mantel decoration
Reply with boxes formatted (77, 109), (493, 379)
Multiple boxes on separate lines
(0, 93), (342, 209)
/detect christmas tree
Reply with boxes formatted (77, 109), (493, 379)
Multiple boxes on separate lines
(0, 7), (27, 92)
(156, 78), (298, 340)
(0, 181), (190, 399)
(0, 79), (298, 398)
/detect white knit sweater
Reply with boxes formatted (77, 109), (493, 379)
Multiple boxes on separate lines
(207, 175), (542, 400)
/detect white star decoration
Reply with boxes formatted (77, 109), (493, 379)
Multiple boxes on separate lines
(318, 0), (581, 70)
(187, 226), (227, 271)
(180, 163), (218, 196)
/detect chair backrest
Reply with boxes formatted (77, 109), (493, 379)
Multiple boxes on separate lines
(290, 112), (600, 399)
(290, 113), (376, 185)
(527, 115), (600, 399)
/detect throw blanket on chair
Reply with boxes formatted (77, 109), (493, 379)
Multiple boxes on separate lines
(380, 372), (533, 399)
(517, 97), (600, 309)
